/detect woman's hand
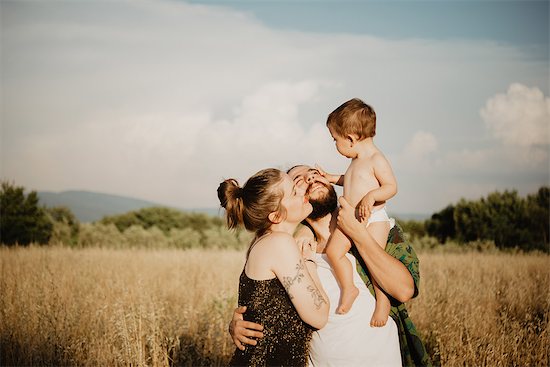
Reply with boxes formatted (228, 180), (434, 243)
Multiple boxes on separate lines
(228, 306), (264, 350)
(337, 196), (362, 237)
(296, 236), (318, 260)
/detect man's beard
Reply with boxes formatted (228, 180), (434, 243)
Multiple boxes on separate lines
(307, 183), (338, 220)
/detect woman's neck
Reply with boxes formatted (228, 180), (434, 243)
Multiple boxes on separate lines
(269, 221), (298, 236)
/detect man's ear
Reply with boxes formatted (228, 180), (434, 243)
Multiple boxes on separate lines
(346, 134), (357, 146)
(268, 210), (283, 224)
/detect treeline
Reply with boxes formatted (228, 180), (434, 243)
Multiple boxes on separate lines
(1, 181), (548, 252)
(0, 181), (251, 250)
(399, 187), (549, 252)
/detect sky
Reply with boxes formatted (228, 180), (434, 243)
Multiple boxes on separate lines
(1, 0), (549, 215)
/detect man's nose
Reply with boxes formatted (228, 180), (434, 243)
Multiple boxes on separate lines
(306, 173), (315, 183)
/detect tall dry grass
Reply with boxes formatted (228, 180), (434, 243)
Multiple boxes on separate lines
(0, 246), (548, 366)
(410, 252), (549, 366)
(0, 246), (244, 366)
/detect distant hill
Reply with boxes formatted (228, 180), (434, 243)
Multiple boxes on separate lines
(36, 190), (427, 223)
(37, 190), (221, 223)
(390, 212), (431, 221)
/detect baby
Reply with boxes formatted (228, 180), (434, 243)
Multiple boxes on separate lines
(320, 98), (397, 327)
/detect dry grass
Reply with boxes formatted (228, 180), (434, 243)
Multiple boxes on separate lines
(0, 246), (548, 366)
(409, 253), (549, 366)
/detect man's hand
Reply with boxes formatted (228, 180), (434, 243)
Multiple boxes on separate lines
(358, 191), (375, 222)
(337, 196), (362, 236)
(229, 306), (264, 351)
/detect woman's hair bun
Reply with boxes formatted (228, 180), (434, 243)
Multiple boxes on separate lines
(217, 179), (241, 209)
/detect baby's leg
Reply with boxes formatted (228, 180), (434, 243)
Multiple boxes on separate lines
(326, 227), (359, 314)
(371, 277), (391, 327)
(366, 221), (392, 327)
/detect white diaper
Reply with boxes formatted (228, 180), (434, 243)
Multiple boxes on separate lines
(366, 206), (395, 229)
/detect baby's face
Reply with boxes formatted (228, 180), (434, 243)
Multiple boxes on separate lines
(328, 126), (356, 159)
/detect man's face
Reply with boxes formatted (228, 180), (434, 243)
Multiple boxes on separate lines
(288, 165), (338, 220)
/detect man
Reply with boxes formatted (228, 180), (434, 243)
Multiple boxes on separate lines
(229, 165), (432, 367)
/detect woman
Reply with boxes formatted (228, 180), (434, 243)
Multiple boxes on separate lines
(218, 168), (330, 367)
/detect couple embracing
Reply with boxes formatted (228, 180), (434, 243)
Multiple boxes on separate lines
(218, 99), (432, 366)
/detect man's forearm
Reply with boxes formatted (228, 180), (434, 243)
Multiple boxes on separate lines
(349, 224), (414, 302)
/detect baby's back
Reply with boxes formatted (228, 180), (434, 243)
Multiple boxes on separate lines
(343, 154), (383, 208)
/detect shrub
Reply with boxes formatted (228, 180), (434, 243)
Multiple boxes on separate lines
(0, 181), (52, 245)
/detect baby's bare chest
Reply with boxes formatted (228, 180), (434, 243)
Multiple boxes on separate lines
(343, 162), (380, 201)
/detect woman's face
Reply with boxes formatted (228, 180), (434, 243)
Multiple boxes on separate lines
(278, 174), (313, 223)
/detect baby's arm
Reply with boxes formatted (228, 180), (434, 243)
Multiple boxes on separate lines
(315, 164), (344, 186)
(368, 153), (397, 202)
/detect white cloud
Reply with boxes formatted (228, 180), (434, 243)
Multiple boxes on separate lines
(392, 131), (439, 176)
(444, 148), (494, 171)
(481, 83), (550, 147)
(1, 1), (548, 213)
(403, 131), (438, 159)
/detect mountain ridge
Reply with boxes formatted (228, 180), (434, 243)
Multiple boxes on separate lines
(37, 190), (220, 223)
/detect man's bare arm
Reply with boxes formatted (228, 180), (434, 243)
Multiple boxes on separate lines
(337, 197), (414, 302)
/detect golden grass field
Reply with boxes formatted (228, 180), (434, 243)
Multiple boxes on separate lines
(1, 246), (548, 366)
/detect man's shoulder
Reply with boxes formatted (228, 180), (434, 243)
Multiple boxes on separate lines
(387, 224), (419, 261)
(388, 224), (406, 244)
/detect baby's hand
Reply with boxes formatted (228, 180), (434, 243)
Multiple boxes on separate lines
(315, 164), (339, 184)
(314, 163), (329, 177)
(358, 192), (375, 222)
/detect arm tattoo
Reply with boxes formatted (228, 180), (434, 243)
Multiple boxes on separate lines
(307, 285), (327, 310)
(281, 260), (305, 300)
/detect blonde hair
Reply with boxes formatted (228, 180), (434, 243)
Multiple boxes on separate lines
(326, 98), (376, 140)
(217, 168), (286, 237)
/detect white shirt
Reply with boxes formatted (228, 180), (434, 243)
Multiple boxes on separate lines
(308, 253), (402, 367)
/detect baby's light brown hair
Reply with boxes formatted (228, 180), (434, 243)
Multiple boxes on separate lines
(326, 98), (376, 140)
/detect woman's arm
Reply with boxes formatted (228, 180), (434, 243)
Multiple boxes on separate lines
(337, 197), (414, 303)
(271, 233), (329, 329)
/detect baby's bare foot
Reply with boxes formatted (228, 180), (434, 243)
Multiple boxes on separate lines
(370, 298), (391, 327)
(336, 286), (359, 314)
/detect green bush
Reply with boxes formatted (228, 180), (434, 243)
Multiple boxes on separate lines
(425, 187), (549, 252)
(0, 181), (52, 245)
(47, 206), (80, 246)
(397, 219), (427, 240)
(202, 227), (251, 250)
(100, 207), (221, 235)
(122, 225), (166, 249)
(168, 228), (202, 249)
(78, 223), (127, 248)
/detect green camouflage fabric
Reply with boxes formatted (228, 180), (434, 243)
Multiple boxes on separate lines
(351, 223), (433, 367)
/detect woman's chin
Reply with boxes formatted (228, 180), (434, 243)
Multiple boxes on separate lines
(304, 203), (313, 218)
